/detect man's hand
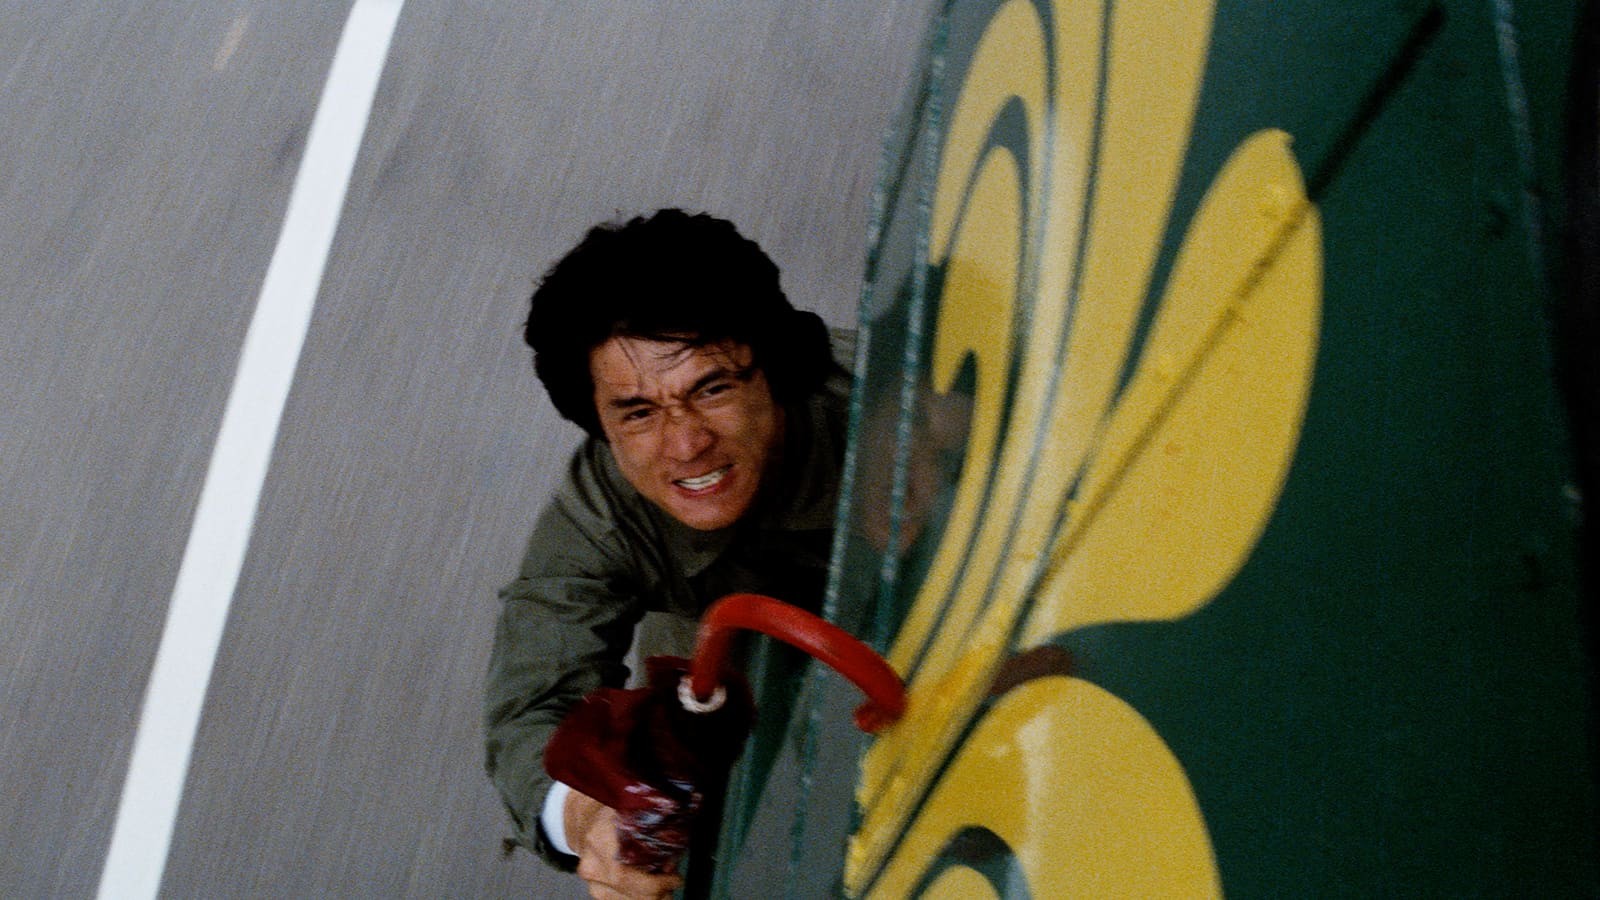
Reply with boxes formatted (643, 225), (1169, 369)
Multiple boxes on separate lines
(564, 789), (684, 899)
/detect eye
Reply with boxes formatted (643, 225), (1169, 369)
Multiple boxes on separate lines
(620, 407), (655, 424)
(698, 379), (737, 402)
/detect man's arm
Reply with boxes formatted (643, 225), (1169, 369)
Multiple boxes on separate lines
(484, 566), (634, 867)
(483, 447), (647, 868)
(485, 518), (694, 896)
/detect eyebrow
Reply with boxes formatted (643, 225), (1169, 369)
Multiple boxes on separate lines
(604, 366), (752, 410)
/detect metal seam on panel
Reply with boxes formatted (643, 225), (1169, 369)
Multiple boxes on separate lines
(94, 2), (405, 897)
(1489, 0), (1547, 275)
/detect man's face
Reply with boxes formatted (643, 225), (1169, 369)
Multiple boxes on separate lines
(590, 336), (784, 531)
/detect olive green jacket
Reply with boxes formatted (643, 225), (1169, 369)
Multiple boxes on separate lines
(483, 370), (849, 867)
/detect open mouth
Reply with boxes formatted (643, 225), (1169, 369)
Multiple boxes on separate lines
(674, 465), (731, 492)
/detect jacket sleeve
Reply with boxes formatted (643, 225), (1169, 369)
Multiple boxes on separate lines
(482, 455), (649, 868)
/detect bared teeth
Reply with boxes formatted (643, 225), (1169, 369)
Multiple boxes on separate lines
(675, 466), (729, 490)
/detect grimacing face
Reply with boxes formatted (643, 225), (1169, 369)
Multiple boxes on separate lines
(589, 336), (784, 531)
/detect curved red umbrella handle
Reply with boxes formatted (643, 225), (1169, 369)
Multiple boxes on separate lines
(687, 593), (906, 733)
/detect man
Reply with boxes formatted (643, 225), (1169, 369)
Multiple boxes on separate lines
(484, 209), (850, 898)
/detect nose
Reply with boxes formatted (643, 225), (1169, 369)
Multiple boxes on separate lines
(660, 406), (715, 461)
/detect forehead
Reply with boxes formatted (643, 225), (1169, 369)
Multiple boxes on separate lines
(589, 336), (753, 396)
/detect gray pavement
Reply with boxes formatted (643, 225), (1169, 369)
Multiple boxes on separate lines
(0, 2), (934, 896)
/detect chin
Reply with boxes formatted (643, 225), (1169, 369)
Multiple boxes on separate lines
(674, 506), (741, 531)
(667, 491), (755, 531)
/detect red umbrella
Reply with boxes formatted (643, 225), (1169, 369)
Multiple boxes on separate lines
(545, 592), (906, 872)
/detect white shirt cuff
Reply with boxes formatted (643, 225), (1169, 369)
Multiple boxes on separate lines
(541, 780), (576, 857)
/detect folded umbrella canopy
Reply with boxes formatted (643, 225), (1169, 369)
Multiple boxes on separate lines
(545, 592), (906, 873)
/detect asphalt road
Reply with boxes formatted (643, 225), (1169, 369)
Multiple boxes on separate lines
(0, 2), (934, 895)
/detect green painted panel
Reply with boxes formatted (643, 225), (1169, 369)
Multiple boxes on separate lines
(716, 1), (1597, 896)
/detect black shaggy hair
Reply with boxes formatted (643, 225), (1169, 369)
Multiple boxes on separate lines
(524, 209), (835, 438)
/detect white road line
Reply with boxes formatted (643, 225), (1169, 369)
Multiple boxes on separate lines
(96, 2), (404, 897)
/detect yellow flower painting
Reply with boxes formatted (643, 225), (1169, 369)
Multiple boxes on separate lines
(845, 0), (1323, 895)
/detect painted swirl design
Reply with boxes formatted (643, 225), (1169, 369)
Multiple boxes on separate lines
(845, 0), (1323, 895)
